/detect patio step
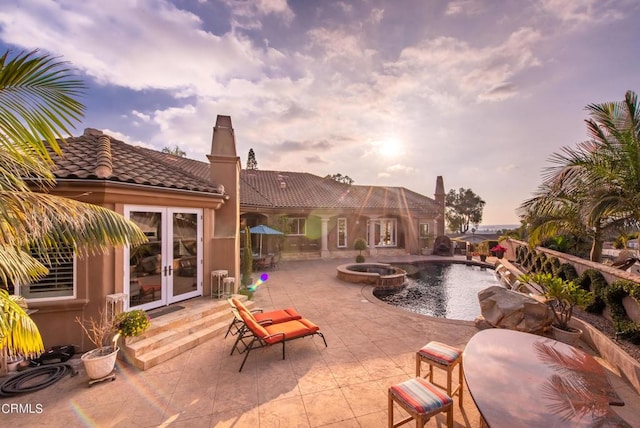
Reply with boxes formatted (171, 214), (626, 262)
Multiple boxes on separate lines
(120, 296), (253, 370)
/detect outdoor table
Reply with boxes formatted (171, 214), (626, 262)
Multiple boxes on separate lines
(463, 329), (628, 428)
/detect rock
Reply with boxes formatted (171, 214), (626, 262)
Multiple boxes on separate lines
(478, 286), (555, 333)
(432, 235), (452, 256)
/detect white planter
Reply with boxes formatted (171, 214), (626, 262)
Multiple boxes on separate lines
(81, 346), (119, 380)
(552, 325), (582, 346)
(7, 355), (24, 373)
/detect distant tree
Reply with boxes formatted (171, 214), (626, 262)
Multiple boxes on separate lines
(326, 173), (354, 184)
(247, 148), (258, 170)
(445, 188), (485, 233)
(162, 145), (186, 157)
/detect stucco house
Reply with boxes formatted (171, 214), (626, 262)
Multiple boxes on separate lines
(22, 115), (445, 351)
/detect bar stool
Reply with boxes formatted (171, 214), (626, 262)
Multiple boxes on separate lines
(222, 277), (235, 298)
(388, 377), (453, 428)
(416, 341), (463, 408)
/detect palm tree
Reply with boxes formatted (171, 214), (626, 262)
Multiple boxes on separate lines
(521, 90), (640, 262)
(0, 50), (147, 358)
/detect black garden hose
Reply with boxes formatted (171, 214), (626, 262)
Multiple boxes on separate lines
(0, 363), (77, 397)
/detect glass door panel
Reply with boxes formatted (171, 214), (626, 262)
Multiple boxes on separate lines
(127, 209), (165, 310)
(169, 209), (202, 303)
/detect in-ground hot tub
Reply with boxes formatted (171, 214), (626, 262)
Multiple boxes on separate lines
(336, 263), (407, 290)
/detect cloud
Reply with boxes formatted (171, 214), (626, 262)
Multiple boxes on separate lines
(445, 0), (485, 16)
(539, 0), (627, 25)
(305, 155), (326, 164)
(222, 0), (295, 31)
(0, 0), (272, 94)
(385, 27), (542, 107)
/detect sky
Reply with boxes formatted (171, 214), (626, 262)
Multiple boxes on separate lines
(0, 0), (638, 226)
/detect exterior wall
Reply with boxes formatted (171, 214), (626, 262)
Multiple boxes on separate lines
(27, 182), (226, 351)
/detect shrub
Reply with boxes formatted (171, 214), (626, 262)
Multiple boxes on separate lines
(555, 263), (579, 282)
(354, 238), (367, 263)
(241, 226), (253, 286)
(532, 252), (547, 273)
(115, 310), (150, 338)
(541, 257), (559, 275)
(576, 269), (608, 313)
(524, 273), (593, 331)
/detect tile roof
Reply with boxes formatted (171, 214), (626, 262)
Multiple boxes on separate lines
(240, 170), (440, 213)
(51, 129), (223, 194)
(52, 128), (438, 213)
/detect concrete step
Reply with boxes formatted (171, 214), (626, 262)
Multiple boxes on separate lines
(120, 295), (253, 370)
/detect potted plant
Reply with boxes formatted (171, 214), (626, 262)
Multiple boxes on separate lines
(476, 242), (489, 262)
(491, 244), (507, 259)
(524, 273), (593, 345)
(354, 238), (367, 263)
(115, 309), (150, 339)
(76, 312), (120, 380)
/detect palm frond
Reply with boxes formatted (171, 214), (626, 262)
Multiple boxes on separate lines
(0, 288), (44, 356)
(0, 49), (85, 164)
(0, 190), (148, 253)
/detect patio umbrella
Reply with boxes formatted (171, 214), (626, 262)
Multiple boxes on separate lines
(249, 225), (284, 255)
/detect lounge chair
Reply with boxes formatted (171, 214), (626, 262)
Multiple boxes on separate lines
(236, 307), (327, 372)
(226, 298), (303, 354)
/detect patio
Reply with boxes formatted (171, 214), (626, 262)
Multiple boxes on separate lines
(2, 257), (639, 427)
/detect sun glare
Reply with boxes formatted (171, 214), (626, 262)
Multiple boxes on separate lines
(375, 138), (403, 158)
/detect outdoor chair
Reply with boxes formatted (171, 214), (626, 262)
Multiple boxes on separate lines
(255, 255), (272, 270)
(270, 253), (280, 270)
(235, 307), (327, 372)
(226, 298), (303, 353)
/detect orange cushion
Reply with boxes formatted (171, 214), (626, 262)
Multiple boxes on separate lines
(238, 309), (269, 339)
(263, 319), (319, 344)
(254, 308), (302, 324)
(231, 297), (248, 312)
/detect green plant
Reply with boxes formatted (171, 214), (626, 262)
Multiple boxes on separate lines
(555, 263), (579, 282)
(576, 269), (608, 313)
(354, 238), (367, 263)
(476, 242), (489, 256)
(114, 310), (150, 338)
(238, 287), (254, 300)
(522, 273), (593, 331)
(241, 226), (253, 286)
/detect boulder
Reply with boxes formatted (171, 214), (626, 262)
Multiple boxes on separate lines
(432, 235), (452, 256)
(477, 286), (555, 333)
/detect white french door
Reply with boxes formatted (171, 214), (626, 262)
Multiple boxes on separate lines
(124, 206), (203, 311)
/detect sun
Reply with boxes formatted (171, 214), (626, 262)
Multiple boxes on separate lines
(375, 138), (404, 158)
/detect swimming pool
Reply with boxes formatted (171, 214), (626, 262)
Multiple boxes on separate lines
(373, 262), (502, 321)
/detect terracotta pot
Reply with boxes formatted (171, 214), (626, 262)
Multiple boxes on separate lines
(551, 325), (582, 346)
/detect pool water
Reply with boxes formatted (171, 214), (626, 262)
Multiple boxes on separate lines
(373, 263), (501, 321)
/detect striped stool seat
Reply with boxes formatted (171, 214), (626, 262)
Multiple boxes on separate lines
(416, 341), (463, 409)
(388, 378), (453, 428)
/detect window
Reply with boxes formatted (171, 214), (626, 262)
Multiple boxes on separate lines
(287, 217), (306, 236)
(419, 223), (430, 237)
(21, 247), (75, 300)
(337, 218), (347, 248)
(367, 218), (397, 247)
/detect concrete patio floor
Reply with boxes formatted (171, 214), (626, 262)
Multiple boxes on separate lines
(2, 257), (640, 427)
